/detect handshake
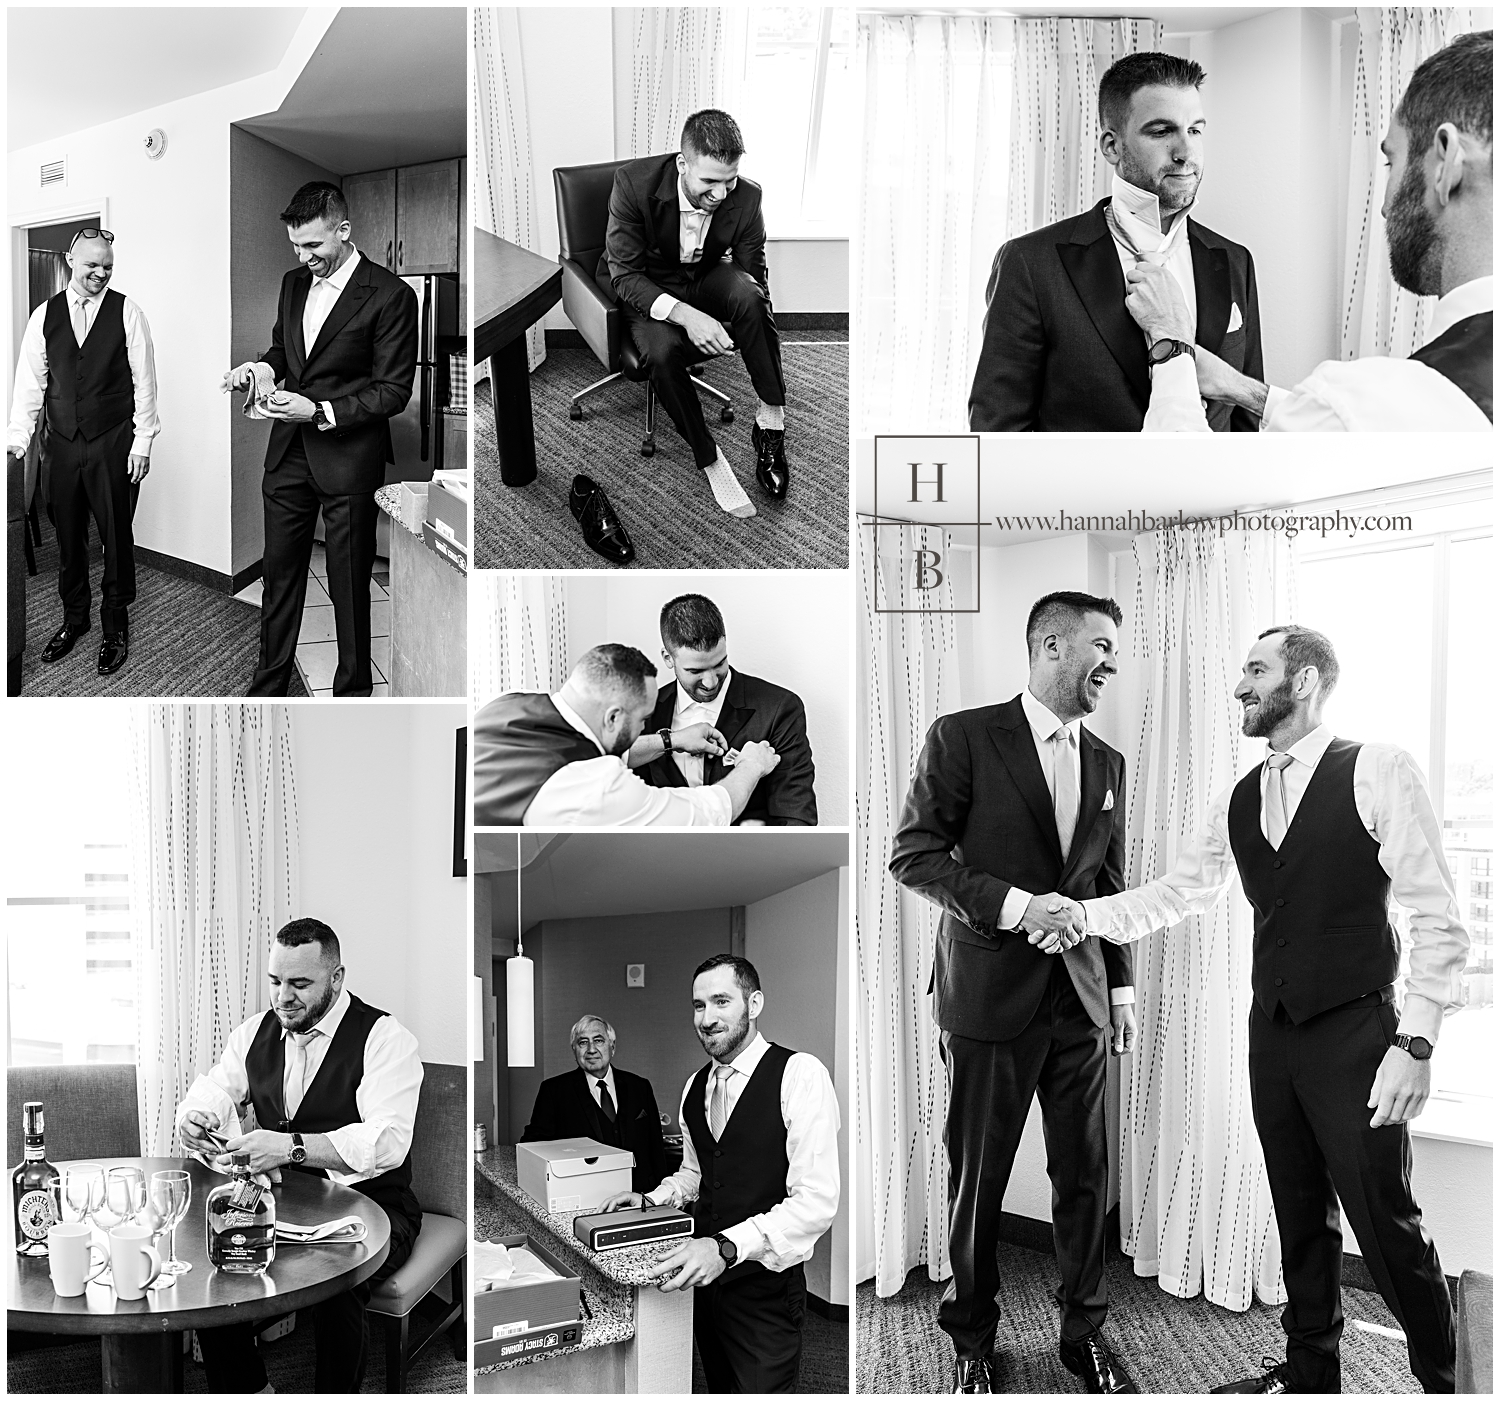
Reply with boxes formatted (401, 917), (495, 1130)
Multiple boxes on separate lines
(1020, 893), (1088, 955)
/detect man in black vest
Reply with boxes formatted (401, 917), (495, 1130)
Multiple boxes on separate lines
(599, 955), (841, 1393)
(177, 918), (425, 1392)
(1070, 626), (1469, 1393)
(6, 229), (159, 676)
(521, 1014), (671, 1195)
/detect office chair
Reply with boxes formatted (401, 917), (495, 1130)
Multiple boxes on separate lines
(553, 159), (733, 458)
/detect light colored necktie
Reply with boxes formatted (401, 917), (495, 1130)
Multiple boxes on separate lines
(1051, 728), (1079, 861)
(284, 1030), (319, 1118)
(71, 297), (89, 346)
(304, 279), (329, 349)
(708, 1063), (733, 1139)
(1264, 752), (1295, 848)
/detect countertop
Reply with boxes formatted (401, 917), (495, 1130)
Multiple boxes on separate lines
(375, 483), (422, 537)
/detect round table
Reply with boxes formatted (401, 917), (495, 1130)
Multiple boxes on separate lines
(7, 1157), (390, 1394)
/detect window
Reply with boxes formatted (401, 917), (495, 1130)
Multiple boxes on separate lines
(6, 708), (135, 1065)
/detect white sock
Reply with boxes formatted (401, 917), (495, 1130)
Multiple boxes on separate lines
(702, 452), (756, 518)
(756, 402), (785, 431)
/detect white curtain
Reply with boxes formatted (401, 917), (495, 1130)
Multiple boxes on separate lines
(855, 521), (965, 1296)
(1111, 529), (1298, 1311)
(474, 8), (544, 373)
(1340, 7), (1484, 359)
(471, 573), (570, 710)
(614, 8), (749, 159)
(129, 706), (300, 1156)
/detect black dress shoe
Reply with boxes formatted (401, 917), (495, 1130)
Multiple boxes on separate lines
(750, 423), (790, 499)
(952, 1355), (996, 1394)
(41, 620), (90, 664)
(97, 634), (128, 676)
(1059, 1331), (1138, 1393)
(1211, 1359), (1295, 1393)
(568, 474), (635, 565)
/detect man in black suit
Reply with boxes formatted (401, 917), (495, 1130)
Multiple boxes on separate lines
(634, 593), (817, 826)
(602, 108), (791, 517)
(223, 182), (418, 696)
(521, 1014), (671, 1196)
(969, 52), (1263, 431)
(890, 591), (1140, 1395)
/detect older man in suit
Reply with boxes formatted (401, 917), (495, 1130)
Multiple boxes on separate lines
(969, 52), (1263, 432)
(223, 181), (418, 696)
(601, 108), (790, 517)
(890, 591), (1140, 1394)
(521, 1014), (672, 1196)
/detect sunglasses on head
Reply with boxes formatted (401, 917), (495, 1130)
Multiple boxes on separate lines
(68, 228), (115, 250)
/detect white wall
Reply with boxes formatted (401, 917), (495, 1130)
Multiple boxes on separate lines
(291, 703), (469, 1066)
(565, 572), (851, 825)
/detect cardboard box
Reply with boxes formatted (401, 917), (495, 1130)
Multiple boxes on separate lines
(473, 1317), (583, 1370)
(421, 521), (467, 575)
(426, 477), (469, 548)
(515, 1138), (634, 1214)
(472, 1232), (581, 1345)
(397, 481), (430, 535)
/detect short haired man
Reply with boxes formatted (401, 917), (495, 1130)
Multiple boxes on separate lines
(1056, 626), (1469, 1393)
(520, 1015), (671, 1195)
(472, 642), (782, 826)
(634, 593), (818, 826)
(177, 918), (424, 1392)
(7, 228), (159, 676)
(1137, 31), (1491, 429)
(969, 52), (1263, 432)
(223, 182), (419, 695)
(599, 109), (792, 520)
(601, 955), (840, 1393)
(890, 591), (1139, 1393)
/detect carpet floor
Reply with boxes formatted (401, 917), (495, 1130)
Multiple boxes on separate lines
(688, 1303), (849, 1393)
(16, 512), (306, 698)
(474, 338), (850, 570)
(856, 1249), (1423, 1394)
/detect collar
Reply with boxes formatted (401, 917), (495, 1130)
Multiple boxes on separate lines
(314, 246), (362, 292)
(586, 1066), (617, 1099)
(284, 985), (350, 1044)
(1426, 275), (1493, 344)
(70, 287), (98, 308)
(549, 692), (605, 755)
(714, 1029), (768, 1076)
(677, 173), (710, 220)
(673, 669), (733, 724)
(1021, 687), (1081, 746)
(1269, 723), (1335, 770)
(1110, 173), (1192, 241)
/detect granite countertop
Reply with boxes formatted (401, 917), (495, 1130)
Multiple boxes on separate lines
(473, 1184), (633, 1374)
(374, 483), (424, 537)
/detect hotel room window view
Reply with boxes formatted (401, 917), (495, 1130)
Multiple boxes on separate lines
(4, 3), (1495, 1401)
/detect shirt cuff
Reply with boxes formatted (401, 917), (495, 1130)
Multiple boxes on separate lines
(722, 1219), (766, 1264)
(319, 401), (336, 429)
(649, 293), (678, 322)
(1110, 986), (1135, 1006)
(1260, 385), (1288, 431)
(1396, 994), (1443, 1045)
(7, 434), (29, 456)
(324, 1123), (379, 1176)
(999, 887), (1033, 933)
(129, 436), (154, 459)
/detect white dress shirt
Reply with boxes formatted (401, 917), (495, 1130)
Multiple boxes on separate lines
(587, 1067), (618, 1114)
(649, 174), (716, 322)
(1107, 175), (1197, 344)
(671, 670), (733, 786)
(522, 693), (734, 827)
(8, 288), (160, 458)
(174, 987), (424, 1186)
(1082, 725), (1469, 1042)
(647, 1032), (841, 1271)
(1000, 689), (1134, 1006)
(280, 245), (361, 430)
(1144, 276), (1493, 432)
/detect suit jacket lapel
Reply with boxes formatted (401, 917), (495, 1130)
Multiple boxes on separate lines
(305, 262), (374, 369)
(652, 161), (680, 267)
(990, 700), (1064, 865)
(288, 271), (313, 375)
(1058, 732), (1108, 887)
(1190, 224), (1231, 355)
(1057, 202), (1150, 409)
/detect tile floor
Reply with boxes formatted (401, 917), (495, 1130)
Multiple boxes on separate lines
(233, 541), (392, 697)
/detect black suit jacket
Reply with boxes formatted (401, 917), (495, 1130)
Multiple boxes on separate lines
(639, 670), (817, 826)
(889, 695), (1132, 1041)
(969, 199), (1263, 432)
(260, 253), (419, 495)
(601, 152), (770, 317)
(520, 1067), (671, 1196)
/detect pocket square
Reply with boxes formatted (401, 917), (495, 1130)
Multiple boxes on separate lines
(1227, 302), (1243, 333)
(1103, 789), (1115, 811)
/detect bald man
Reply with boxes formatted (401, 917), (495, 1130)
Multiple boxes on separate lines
(472, 642), (781, 826)
(7, 229), (159, 677)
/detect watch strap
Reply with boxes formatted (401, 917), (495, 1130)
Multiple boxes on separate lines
(713, 1232), (737, 1264)
(659, 728), (674, 753)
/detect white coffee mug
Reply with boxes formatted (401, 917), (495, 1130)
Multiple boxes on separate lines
(46, 1221), (107, 1297)
(108, 1223), (162, 1300)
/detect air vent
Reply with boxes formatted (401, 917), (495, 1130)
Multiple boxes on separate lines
(40, 159), (66, 188)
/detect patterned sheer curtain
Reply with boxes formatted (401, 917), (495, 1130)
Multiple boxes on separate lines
(613, 8), (748, 159)
(129, 706), (300, 1155)
(1110, 528), (1298, 1311)
(855, 521), (964, 1295)
(1340, 7), (1484, 359)
(471, 572), (570, 710)
(474, 7), (544, 373)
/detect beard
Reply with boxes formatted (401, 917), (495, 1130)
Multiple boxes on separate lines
(1066, 660), (1111, 715)
(1117, 149), (1200, 217)
(1241, 675), (1298, 737)
(277, 979), (338, 1032)
(1385, 155), (1442, 295)
(697, 1003), (751, 1061)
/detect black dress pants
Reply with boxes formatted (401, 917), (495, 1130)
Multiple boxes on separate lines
(196, 1199), (418, 1393)
(694, 1259), (805, 1392)
(1249, 994), (1455, 1393)
(249, 433), (378, 697)
(941, 958), (1109, 1359)
(623, 262), (786, 468)
(47, 418), (138, 636)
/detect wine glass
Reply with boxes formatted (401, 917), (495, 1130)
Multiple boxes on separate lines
(104, 1166), (146, 1228)
(150, 1170), (192, 1277)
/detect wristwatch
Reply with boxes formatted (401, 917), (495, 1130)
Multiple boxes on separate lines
(1394, 1034), (1433, 1061)
(713, 1233), (738, 1265)
(289, 1132), (307, 1165)
(312, 403), (329, 429)
(1148, 338), (1196, 366)
(658, 728), (675, 753)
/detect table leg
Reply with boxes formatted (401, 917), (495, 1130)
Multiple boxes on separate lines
(491, 339), (539, 487)
(101, 1331), (185, 1393)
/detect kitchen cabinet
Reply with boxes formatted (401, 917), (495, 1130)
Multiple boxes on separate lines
(458, 158), (468, 332)
(397, 159), (460, 275)
(344, 168), (397, 273)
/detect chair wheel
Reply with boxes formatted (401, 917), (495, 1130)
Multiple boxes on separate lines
(640, 438), (656, 457)
(569, 404), (584, 421)
(720, 407), (735, 423)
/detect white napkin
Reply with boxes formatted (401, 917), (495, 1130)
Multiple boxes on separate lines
(473, 1240), (560, 1290)
(276, 1216), (368, 1244)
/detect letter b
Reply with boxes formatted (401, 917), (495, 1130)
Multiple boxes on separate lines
(913, 548), (944, 591)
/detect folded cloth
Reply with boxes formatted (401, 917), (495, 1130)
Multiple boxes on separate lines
(473, 1239), (560, 1289)
(242, 362), (282, 419)
(276, 1216), (368, 1244)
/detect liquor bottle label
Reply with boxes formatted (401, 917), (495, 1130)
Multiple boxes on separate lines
(17, 1190), (54, 1241)
(229, 1179), (264, 1213)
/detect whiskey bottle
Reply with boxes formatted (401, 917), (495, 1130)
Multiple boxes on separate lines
(205, 1152), (277, 1275)
(12, 1101), (57, 1256)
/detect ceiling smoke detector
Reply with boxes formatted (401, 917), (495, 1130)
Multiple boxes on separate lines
(144, 128), (167, 161)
